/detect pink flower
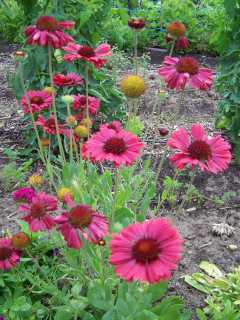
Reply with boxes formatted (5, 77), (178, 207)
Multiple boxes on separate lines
(158, 56), (213, 91)
(53, 73), (83, 87)
(12, 187), (36, 203)
(25, 16), (74, 48)
(19, 192), (57, 232)
(35, 114), (65, 135)
(63, 43), (111, 68)
(82, 127), (144, 167)
(100, 121), (123, 132)
(21, 90), (52, 114)
(176, 36), (189, 50)
(55, 196), (108, 249)
(110, 218), (182, 284)
(0, 238), (20, 271)
(73, 95), (100, 118)
(167, 124), (231, 173)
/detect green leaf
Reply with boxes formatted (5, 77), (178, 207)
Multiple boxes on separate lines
(199, 261), (223, 278)
(54, 308), (73, 320)
(196, 309), (207, 320)
(147, 281), (168, 302)
(184, 275), (210, 294)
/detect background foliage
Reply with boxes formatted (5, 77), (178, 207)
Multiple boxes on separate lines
(215, 0), (240, 158)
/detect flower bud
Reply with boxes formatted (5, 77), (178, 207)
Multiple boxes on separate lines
(43, 86), (56, 95)
(81, 117), (93, 128)
(61, 95), (74, 104)
(74, 125), (89, 138)
(57, 187), (73, 202)
(66, 115), (77, 127)
(28, 174), (43, 187)
(11, 232), (30, 249)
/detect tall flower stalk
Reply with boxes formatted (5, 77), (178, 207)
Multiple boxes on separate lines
(48, 46), (66, 164)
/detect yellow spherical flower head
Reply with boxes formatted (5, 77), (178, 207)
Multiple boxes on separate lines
(43, 86), (56, 95)
(66, 115), (77, 127)
(120, 75), (145, 98)
(11, 232), (30, 250)
(74, 125), (89, 138)
(81, 117), (93, 128)
(57, 187), (73, 202)
(28, 174), (43, 187)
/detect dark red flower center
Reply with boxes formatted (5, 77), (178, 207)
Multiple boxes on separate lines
(188, 140), (212, 161)
(46, 118), (56, 129)
(31, 96), (44, 105)
(79, 96), (87, 105)
(69, 205), (93, 228)
(176, 57), (199, 75)
(128, 19), (145, 29)
(132, 238), (159, 263)
(0, 247), (12, 261)
(30, 202), (46, 218)
(36, 16), (58, 31)
(104, 137), (127, 155)
(78, 46), (95, 58)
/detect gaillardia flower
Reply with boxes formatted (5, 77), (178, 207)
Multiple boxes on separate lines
(167, 21), (186, 38)
(36, 114), (65, 135)
(55, 196), (108, 249)
(28, 174), (42, 187)
(57, 187), (73, 202)
(19, 192), (57, 232)
(120, 75), (145, 98)
(167, 124), (231, 173)
(73, 95), (100, 116)
(63, 43), (111, 68)
(12, 187), (36, 203)
(100, 121), (123, 133)
(25, 16), (74, 48)
(53, 73), (83, 87)
(110, 218), (182, 284)
(158, 56), (213, 91)
(82, 127), (144, 167)
(21, 90), (52, 114)
(128, 18), (146, 30)
(0, 237), (20, 271)
(176, 36), (189, 50)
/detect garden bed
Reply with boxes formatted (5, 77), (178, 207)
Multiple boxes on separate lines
(0, 43), (239, 319)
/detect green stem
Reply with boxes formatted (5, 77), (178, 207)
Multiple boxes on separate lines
(169, 39), (176, 56)
(66, 103), (74, 162)
(113, 169), (120, 225)
(48, 46), (66, 165)
(134, 31), (139, 74)
(177, 170), (196, 214)
(85, 64), (90, 138)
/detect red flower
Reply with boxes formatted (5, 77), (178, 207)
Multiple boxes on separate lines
(0, 238), (20, 271)
(167, 124), (232, 173)
(176, 36), (189, 50)
(73, 95), (100, 117)
(21, 90), (52, 114)
(53, 73), (83, 87)
(158, 56), (213, 91)
(82, 127), (144, 167)
(100, 121), (123, 132)
(128, 19), (145, 30)
(35, 114), (65, 135)
(55, 196), (108, 249)
(19, 192), (57, 232)
(25, 16), (75, 48)
(110, 218), (183, 284)
(63, 43), (111, 68)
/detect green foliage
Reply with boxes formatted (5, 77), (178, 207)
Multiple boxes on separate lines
(185, 261), (240, 320)
(215, 0), (240, 158)
(0, 159), (32, 191)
